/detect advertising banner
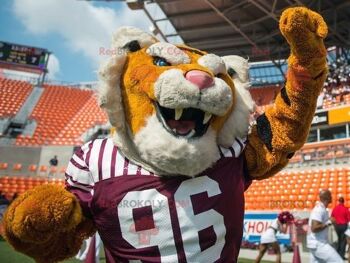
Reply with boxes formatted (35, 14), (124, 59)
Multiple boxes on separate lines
(243, 212), (291, 244)
(328, 106), (350, 125)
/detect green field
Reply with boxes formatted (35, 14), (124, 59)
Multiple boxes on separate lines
(0, 238), (273, 263)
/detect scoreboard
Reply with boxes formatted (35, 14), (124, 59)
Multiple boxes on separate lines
(0, 41), (49, 72)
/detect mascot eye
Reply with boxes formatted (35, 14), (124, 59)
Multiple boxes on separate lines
(153, 57), (171, 67)
(227, 67), (236, 78)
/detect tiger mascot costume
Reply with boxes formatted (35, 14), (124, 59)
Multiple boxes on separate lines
(3, 7), (328, 263)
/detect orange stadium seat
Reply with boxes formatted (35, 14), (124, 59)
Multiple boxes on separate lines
(245, 168), (350, 211)
(0, 78), (33, 118)
(13, 84), (108, 146)
(28, 164), (37, 172)
(0, 162), (8, 170)
(39, 165), (48, 172)
(12, 163), (22, 171)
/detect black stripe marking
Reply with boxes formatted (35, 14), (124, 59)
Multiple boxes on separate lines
(123, 40), (141, 52)
(235, 138), (243, 154)
(218, 146), (224, 158)
(287, 152), (295, 159)
(280, 87), (291, 106)
(313, 70), (326, 80)
(256, 113), (273, 151)
(227, 67), (236, 78)
(228, 147), (235, 157)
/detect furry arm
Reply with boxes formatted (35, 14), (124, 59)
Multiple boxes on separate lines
(2, 185), (95, 263)
(245, 7), (328, 179)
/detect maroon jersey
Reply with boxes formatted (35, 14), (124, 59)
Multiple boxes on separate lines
(65, 138), (250, 263)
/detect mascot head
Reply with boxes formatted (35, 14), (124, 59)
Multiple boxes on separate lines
(98, 27), (254, 176)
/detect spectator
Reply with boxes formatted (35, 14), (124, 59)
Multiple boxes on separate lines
(331, 196), (350, 259)
(307, 189), (343, 263)
(49, 155), (59, 177)
(49, 155), (58, 167)
(255, 211), (294, 263)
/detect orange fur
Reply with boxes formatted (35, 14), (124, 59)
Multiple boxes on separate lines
(121, 46), (236, 135)
(3, 185), (95, 262)
(245, 7), (328, 179)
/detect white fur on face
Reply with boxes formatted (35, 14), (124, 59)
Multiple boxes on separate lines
(146, 43), (190, 65)
(112, 26), (157, 50)
(218, 56), (255, 147)
(99, 26), (255, 176)
(134, 115), (220, 177)
(154, 69), (233, 116)
(197, 54), (226, 75)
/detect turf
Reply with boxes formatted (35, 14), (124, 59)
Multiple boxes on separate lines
(0, 238), (100, 263)
(0, 238), (273, 263)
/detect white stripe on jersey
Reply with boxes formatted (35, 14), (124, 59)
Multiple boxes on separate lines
(115, 146), (126, 176)
(66, 161), (93, 186)
(127, 161), (139, 175)
(232, 141), (241, 157)
(220, 147), (233, 158)
(140, 167), (150, 175)
(88, 139), (103, 182)
(72, 153), (86, 167)
(101, 139), (114, 180)
(66, 177), (93, 193)
(82, 141), (91, 162)
(219, 136), (247, 158)
(67, 138), (157, 188)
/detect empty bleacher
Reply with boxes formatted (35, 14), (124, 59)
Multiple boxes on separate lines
(15, 84), (108, 146)
(245, 167), (350, 211)
(288, 139), (350, 167)
(0, 176), (65, 200)
(51, 95), (107, 145)
(0, 78), (33, 117)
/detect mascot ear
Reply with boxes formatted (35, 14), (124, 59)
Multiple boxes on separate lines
(222, 55), (250, 83)
(111, 26), (159, 52)
(98, 27), (158, 131)
(218, 55), (255, 147)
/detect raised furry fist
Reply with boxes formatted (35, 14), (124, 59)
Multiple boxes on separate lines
(279, 7), (328, 67)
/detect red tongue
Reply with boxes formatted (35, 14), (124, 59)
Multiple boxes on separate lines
(166, 120), (195, 135)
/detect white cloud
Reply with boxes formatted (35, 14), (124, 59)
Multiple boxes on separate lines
(13, 0), (152, 65)
(47, 54), (60, 80)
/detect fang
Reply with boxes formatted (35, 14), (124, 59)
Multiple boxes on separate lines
(175, 108), (183, 120)
(203, 112), (212, 124)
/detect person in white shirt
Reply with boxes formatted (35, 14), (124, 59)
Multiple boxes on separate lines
(255, 211), (294, 263)
(307, 189), (343, 263)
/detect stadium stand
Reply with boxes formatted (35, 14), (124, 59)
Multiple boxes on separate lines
(288, 139), (350, 166)
(50, 94), (107, 145)
(245, 167), (350, 211)
(321, 56), (350, 108)
(0, 78), (33, 118)
(0, 176), (65, 200)
(14, 84), (108, 146)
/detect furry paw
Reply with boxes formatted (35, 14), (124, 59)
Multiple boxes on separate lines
(3, 184), (82, 244)
(279, 7), (327, 61)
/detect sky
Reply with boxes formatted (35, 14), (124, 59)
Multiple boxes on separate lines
(0, 0), (162, 83)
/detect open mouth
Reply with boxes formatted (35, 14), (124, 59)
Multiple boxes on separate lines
(155, 103), (213, 138)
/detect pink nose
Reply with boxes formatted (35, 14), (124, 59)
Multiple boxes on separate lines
(185, 70), (214, 90)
